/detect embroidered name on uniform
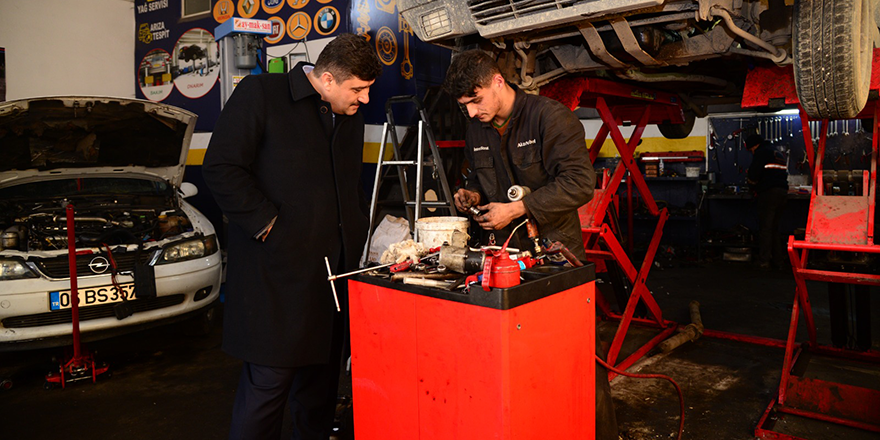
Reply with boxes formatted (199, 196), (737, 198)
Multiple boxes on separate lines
(516, 139), (536, 148)
(473, 146), (490, 152)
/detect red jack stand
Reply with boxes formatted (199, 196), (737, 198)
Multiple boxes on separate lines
(755, 102), (880, 439)
(44, 204), (110, 390)
(542, 78), (682, 378)
(743, 51), (880, 439)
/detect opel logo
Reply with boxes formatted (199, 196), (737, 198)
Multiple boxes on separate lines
(88, 256), (110, 274)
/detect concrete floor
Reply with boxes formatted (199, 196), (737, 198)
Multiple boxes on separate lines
(0, 260), (878, 440)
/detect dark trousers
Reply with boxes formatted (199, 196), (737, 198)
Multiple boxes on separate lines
(229, 316), (345, 440)
(756, 187), (787, 266)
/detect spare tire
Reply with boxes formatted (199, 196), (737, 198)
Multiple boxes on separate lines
(793, 0), (874, 119)
(658, 110), (695, 139)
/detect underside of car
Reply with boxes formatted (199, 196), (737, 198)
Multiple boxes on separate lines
(401, 0), (880, 131)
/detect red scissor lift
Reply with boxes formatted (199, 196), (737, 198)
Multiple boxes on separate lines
(740, 52), (880, 438)
(541, 78), (687, 377)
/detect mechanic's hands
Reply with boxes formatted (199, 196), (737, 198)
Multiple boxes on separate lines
(454, 188), (482, 213)
(474, 201), (527, 230)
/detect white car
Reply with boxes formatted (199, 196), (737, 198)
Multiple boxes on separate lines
(0, 96), (222, 350)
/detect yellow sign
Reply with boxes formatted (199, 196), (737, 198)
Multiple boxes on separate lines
(375, 26), (397, 66)
(213, 0), (234, 22)
(376, 0), (396, 14)
(287, 0), (310, 9)
(138, 23), (153, 44)
(265, 16), (286, 44)
(237, 0), (259, 18)
(399, 16), (413, 79)
(262, 0), (285, 14)
(287, 11), (311, 40)
(314, 6), (340, 36)
(355, 0), (371, 41)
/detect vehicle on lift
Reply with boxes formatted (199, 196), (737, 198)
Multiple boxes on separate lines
(0, 96), (222, 351)
(400, 0), (879, 136)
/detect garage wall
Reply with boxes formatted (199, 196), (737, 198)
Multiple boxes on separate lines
(0, 0), (135, 100)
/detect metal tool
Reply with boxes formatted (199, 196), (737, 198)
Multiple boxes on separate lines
(44, 204), (110, 389)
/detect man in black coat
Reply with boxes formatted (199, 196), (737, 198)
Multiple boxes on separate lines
(746, 133), (789, 270)
(202, 33), (381, 440)
(443, 50), (617, 440)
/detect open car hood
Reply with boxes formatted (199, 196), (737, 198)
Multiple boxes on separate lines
(0, 96), (197, 187)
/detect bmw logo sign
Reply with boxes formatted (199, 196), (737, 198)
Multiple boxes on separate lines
(315, 6), (339, 36)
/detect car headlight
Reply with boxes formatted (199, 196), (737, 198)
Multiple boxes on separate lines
(0, 259), (39, 280)
(158, 235), (218, 264)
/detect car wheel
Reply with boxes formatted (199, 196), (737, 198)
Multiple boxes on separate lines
(793, 0), (874, 119)
(657, 110), (695, 139)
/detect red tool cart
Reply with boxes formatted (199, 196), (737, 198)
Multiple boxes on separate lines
(348, 264), (596, 440)
(743, 51), (880, 439)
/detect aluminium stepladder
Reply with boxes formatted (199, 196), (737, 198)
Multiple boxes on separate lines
(362, 95), (456, 265)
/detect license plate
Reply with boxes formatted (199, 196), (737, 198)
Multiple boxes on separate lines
(49, 283), (136, 311)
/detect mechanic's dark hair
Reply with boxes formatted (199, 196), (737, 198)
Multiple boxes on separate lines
(314, 33), (382, 82)
(745, 134), (764, 149)
(443, 50), (502, 99)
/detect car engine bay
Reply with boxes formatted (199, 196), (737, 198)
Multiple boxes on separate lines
(0, 196), (193, 253)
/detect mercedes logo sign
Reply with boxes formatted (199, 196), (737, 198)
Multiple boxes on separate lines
(88, 256), (110, 274)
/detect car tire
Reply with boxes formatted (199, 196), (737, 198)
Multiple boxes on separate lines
(793, 0), (874, 119)
(658, 110), (695, 139)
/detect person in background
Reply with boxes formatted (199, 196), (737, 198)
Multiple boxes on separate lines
(202, 33), (381, 440)
(746, 133), (788, 270)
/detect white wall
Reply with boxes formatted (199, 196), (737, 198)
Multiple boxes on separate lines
(0, 0), (135, 100)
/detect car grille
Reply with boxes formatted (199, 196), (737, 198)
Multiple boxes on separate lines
(468, 0), (580, 26)
(34, 251), (153, 279)
(1, 294), (185, 329)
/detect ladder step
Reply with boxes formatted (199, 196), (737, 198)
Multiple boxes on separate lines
(381, 161), (438, 167)
(404, 201), (451, 207)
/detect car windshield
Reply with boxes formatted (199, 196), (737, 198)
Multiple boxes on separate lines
(0, 177), (170, 201)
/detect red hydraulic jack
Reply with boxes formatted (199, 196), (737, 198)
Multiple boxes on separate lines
(542, 77), (682, 378)
(741, 51), (880, 439)
(44, 204), (110, 389)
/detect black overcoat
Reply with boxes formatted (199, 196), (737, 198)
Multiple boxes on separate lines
(202, 63), (368, 367)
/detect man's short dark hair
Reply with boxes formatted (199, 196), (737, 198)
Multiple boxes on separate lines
(442, 50), (502, 99)
(314, 33), (382, 82)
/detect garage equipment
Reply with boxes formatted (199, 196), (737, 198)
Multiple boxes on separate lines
(44, 204), (110, 389)
(742, 51), (880, 439)
(541, 77), (681, 378)
(348, 263), (597, 439)
(364, 96), (456, 262)
(215, 17), (271, 108)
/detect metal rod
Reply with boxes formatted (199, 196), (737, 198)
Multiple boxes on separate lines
(414, 120), (425, 240)
(324, 257), (341, 312)
(66, 204), (81, 360)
